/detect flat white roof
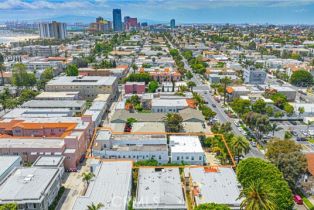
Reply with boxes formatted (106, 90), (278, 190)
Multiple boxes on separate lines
(152, 99), (188, 107)
(47, 76), (117, 86)
(22, 100), (85, 109)
(73, 161), (132, 210)
(0, 156), (21, 178)
(36, 91), (79, 99)
(189, 167), (241, 207)
(0, 167), (60, 203)
(134, 168), (186, 209)
(170, 136), (204, 153)
(33, 156), (64, 167)
(0, 138), (65, 149)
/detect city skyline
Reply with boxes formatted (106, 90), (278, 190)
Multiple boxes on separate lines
(1, 0), (314, 24)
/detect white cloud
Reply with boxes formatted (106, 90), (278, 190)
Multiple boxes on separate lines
(0, 0), (314, 11)
(0, 0), (91, 10)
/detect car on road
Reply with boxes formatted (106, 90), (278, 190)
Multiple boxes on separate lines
(212, 103), (217, 108)
(294, 195), (303, 205)
(250, 142), (257, 147)
(297, 137), (307, 141)
(290, 121), (297, 125)
(234, 121), (240, 127)
(291, 131), (298, 136)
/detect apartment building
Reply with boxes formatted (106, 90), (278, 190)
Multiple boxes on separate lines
(73, 161), (132, 210)
(133, 168), (187, 210)
(125, 82), (145, 94)
(170, 136), (205, 165)
(0, 116), (93, 169)
(0, 165), (63, 210)
(93, 130), (169, 164)
(45, 76), (118, 100)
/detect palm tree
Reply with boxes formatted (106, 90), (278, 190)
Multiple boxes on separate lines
(231, 136), (250, 163)
(82, 172), (95, 186)
(220, 76), (232, 105)
(239, 180), (277, 210)
(0, 53), (4, 86)
(307, 121), (313, 134)
(87, 202), (104, 210)
(270, 123), (282, 136)
(187, 81), (196, 92)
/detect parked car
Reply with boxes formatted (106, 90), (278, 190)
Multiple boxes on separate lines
(212, 103), (217, 108)
(297, 137), (307, 141)
(250, 142), (257, 147)
(290, 121), (297, 125)
(294, 195), (303, 205)
(291, 131), (298, 136)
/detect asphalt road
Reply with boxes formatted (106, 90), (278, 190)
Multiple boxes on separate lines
(166, 35), (264, 159)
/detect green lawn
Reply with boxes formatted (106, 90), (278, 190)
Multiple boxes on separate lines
(308, 139), (314, 144)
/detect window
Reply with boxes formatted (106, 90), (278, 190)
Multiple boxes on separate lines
(199, 156), (202, 160)
(177, 156), (180, 160)
(191, 156), (194, 161)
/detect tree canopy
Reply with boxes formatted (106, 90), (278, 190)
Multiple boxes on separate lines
(194, 203), (231, 210)
(266, 138), (307, 189)
(237, 158), (293, 210)
(12, 63), (37, 88)
(124, 73), (152, 84)
(290, 69), (314, 87)
(65, 64), (79, 76)
(163, 113), (183, 132)
(148, 81), (159, 93)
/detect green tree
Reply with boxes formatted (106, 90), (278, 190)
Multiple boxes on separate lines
(82, 172), (95, 186)
(230, 135), (250, 163)
(126, 117), (137, 127)
(0, 53), (4, 85)
(265, 106), (274, 116)
(18, 89), (39, 104)
(298, 106), (305, 115)
(186, 71), (193, 79)
(124, 73), (152, 84)
(38, 67), (54, 90)
(269, 123), (282, 136)
(251, 99), (266, 114)
(12, 63), (37, 89)
(290, 69), (314, 87)
(248, 41), (256, 50)
(65, 64), (79, 76)
(239, 180), (277, 210)
(270, 93), (287, 109)
(0, 203), (18, 210)
(230, 98), (251, 116)
(237, 158), (293, 210)
(266, 138), (307, 189)
(131, 63), (138, 73)
(284, 103), (294, 116)
(194, 203), (231, 210)
(163, 113), (183, 132)
(187, 81), (196, 92)
(86, 202), (104, 210)
(148, 81), (159, 93)
(220, 77), (232, 105)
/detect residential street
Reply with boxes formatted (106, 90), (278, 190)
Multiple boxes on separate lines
(166, 35), (264, 159)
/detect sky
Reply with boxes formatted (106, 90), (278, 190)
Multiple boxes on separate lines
(0, 0), (314, 24)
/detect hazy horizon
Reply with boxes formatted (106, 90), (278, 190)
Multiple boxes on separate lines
(0, 0), (314, 25)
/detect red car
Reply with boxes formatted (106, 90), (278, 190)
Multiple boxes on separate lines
(294, 195), (303, 205)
